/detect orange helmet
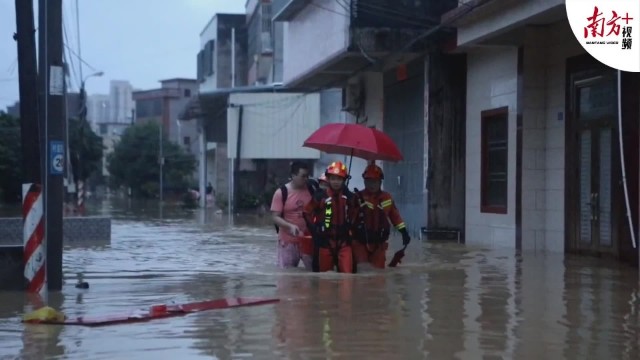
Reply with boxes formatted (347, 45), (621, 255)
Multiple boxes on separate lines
(318, 173), (328, 183)
(325, 161), (348, 178)
(363, 164), (384, 180)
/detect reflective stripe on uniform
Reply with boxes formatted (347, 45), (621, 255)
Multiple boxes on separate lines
(324, 198), (332, 229)
(381, 199), (393, 208)
(395, 222), (406, 230)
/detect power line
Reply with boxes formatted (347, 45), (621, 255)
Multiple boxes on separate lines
(62, 15), (79, 90)
(354, 1), (439, 27)
(75, 0), (83, 81)
(302, 0), (487, 95)
(189, 1), (487, 119)
(308, 1), (347, 17)
(64, 43), (98, 73)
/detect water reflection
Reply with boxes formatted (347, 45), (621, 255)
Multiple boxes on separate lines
(422, 268), (467, 359)
(0, 199), (637, 359)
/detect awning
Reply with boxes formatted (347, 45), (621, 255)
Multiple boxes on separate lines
(178, 84), (310, 121)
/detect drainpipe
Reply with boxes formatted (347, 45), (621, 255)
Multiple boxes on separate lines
(198, 119), (206, 208)
(233, 105), (244, 213)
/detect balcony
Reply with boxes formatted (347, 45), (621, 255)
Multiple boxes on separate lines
(275, 0), (454, 88)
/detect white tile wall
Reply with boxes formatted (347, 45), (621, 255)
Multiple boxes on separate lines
(465, 19), (588, 251)
(522, 27), (548, 250)
(457, 0), (564, 46)
(465, 47), (518, 248)
(283, 0), (349, 85)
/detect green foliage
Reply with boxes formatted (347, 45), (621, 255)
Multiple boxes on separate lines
(238, 192), (262, 210)
(216, 193), (228, 210)
(68, 117), (104, 183)
(0, 111), (104, 203)
(0, 113), (22, 202)
(107, 121), (196, 198)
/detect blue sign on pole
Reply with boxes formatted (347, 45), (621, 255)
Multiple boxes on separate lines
(49, 140), (64, 176)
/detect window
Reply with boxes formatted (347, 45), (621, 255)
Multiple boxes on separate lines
(135, 98), (163, 118)
(197, 50), (204, 82)
(184, 89), (191, 97)
(183, 136), (191, 146)
(481, 107), (509, 214)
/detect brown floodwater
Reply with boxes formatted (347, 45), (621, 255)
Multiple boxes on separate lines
(0, 199), (638, 359)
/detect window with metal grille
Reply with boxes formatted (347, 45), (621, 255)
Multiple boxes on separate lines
(480, 106), (509, 214)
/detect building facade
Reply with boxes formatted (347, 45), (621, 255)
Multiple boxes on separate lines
(444, 0), (639, 266)
(133, 79), (200, 180)
(275, 0), (461, 236)
(109, 80), (134, 124)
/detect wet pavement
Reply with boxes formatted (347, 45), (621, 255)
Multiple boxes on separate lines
(0, 199), (639, 359)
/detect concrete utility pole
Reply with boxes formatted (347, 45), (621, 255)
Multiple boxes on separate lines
(159, 120), (164, 203)
(38, 0), (65, 291)
(14, 0), (40, 182)
(76, 71), (103, 214)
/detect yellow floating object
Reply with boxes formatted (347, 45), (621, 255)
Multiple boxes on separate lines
(23, 306), (66, 323)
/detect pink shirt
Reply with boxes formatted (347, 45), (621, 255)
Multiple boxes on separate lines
(270, 184), (312, 243)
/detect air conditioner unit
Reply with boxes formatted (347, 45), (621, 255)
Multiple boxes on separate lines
(342, 81), (365, 114)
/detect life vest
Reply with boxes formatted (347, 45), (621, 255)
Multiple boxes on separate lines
(354, 191), (391, 244)
(312, 189), (354, 247)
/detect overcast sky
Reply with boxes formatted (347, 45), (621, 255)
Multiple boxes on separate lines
(0, 0), (245, 109)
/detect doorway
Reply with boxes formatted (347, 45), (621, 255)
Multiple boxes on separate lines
(566, 56), (618, 255)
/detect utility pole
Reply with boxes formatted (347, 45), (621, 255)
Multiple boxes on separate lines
(14, 0), (40, 182)
(229, 27), (236, 216)
(15, 0), (45, 294)
(159, 121), (164, 203)
(38, 0), (65, 291)
(76, 71), (103, 215)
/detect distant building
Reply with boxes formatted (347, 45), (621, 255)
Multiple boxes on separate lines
(5, 93), (81, 121)
(87, 94), (110, 130)
(5, 101), (20, 118)
(109, 80), (134, 123)
(197, 14), (248, 92)
(97, 122), (131, 177)
(133, 78), (200, 179)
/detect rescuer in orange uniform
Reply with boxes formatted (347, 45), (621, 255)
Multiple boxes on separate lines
(304, 161), (358, 273)
(353, 163), (410, 268)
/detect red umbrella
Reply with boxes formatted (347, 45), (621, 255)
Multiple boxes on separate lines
(303, 123), (403, 162)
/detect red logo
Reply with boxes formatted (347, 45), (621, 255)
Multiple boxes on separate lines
(584, 6), (634, 49)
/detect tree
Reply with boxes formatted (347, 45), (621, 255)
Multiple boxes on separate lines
(68, 117), (104, 186)
(0, 113), (22, 202)
(107, 121), (196, 198)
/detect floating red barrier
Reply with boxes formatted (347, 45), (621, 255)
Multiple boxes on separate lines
(23, 297), (280, 327)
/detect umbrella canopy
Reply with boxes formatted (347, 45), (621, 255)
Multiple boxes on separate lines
(303, 123), (403, 162)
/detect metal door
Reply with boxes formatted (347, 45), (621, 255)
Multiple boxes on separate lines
(383, 74), (425, 235)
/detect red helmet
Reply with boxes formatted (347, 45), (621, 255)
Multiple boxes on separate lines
(318, 173), (328, 183)
(326, 161), (348, 178)
(363, 164), (384, 180)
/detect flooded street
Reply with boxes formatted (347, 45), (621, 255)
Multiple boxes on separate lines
(0, 200), (638, 359)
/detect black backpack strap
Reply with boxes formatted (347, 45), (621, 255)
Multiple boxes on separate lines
(274, 185), (288, 234)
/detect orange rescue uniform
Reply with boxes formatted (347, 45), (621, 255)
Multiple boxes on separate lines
(304, 187), (359, 273)
(353, 189), (406, 268)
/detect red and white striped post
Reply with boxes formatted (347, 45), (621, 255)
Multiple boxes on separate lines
(23, 183), (46, 294)
(76, 180), (85, 215)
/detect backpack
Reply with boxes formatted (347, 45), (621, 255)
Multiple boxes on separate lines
(274, 179), (320, 234)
